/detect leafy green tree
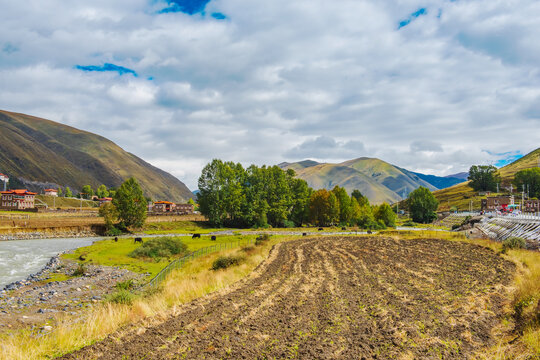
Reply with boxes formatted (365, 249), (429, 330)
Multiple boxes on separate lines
(198, 159), (227, 226)
(374, 203), (396, 227)
(96, 184), (109, 198)
(187, 198), (195, 206)
(81, 185), (94, 199)
(408, 186), (439, 223)
(289, 177), (311, 226)
(57, 187), (63, 197)
(351, 189), (369, 207)
(468, 165), (500, 192)
(99, 202), (119, 231)
(64, 187), (73, 198)
(332, 186), (352, 224)
(513, 168), (540, 198)
(113, 177), (147, 228)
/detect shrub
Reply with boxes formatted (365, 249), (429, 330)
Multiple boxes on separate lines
(502, 237), (527, 251)
(402, 220), (417, 227)
(116, 279), (134, 290)
(282, 220), (295, 228)
(106, 289), (135, 305)
(129, 237), (187, 260)
(255, 234), (271, 246)
(241, 245), (255, 253)
(451, 224), (461, 230)
(105, 226), (123, 236)
(211, 255), (245, 270)
(72, 264), (86, 277)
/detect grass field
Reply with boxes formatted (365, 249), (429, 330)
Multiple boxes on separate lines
(62, 234), (264, 277)
(36, 195), (98, 209)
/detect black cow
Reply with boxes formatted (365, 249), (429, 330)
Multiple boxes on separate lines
(341, 227), (347, 231)
(302, 233), (307, 236)
(211, 235), (217, 241)
(134, 237), (143, 244)
(114, 237), (118, 242)
(367, 230), (372, 234)
(318, 227), (323, 231)
(192, 233), (201, 239)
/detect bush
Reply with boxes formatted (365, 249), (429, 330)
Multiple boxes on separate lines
(129, 237), (187, 260)
(212, 255), (245, 270)
(502, 237), (527, 251)
(241, 245), (255, 253)
(255, 233), (271, 246)
(116, 279), (134, 290)
(105, 226), (123, 236)
(451, 224), (461, 230)
(106, 289), (135, 305)
(282, 220), (296, 228)
(72, 264), (86, 277)
(402, 220), (417, 227)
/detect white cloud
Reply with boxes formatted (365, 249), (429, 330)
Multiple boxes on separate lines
(1, 0), (539, 190)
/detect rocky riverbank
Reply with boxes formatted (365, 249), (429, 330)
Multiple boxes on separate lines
(0, 252), (142, 333)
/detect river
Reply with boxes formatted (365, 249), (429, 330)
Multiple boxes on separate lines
(0, 237), (101, 288)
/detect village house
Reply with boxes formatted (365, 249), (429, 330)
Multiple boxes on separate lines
(0, 189), (37, 210)
(481, 195), (514, 211)
(153, 201), (176, 212)
(99, 197), (113, 206)
(523, 199), (540, 213)
(44, 188), (58, 197)
(176, 203), (194, 214)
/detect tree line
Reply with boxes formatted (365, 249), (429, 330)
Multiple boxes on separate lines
(468, 164), (540, 198)
(197, 159), (397, 229)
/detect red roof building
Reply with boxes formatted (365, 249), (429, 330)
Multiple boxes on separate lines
(44, 188), (58, 197)
(153, 201), (176, 212)
(0, 189), (37, 210)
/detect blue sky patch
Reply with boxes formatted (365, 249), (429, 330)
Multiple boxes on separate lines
(75, 63), (137, 76)
(484, 150), (523, 167)
(399, 8), (427, 29)
(159, 0), (211, 15)
(211, 12), (226, 20)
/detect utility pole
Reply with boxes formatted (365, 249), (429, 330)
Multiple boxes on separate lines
(496, 183), (499, 194)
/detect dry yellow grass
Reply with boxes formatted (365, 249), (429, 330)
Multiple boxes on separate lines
(0, 237), (287, 360)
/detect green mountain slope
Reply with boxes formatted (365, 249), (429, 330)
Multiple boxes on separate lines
(0, 110), (192, 202)
(280, 157), (448, 204)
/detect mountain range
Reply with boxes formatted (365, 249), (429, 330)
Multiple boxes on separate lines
(0, 110), (193, 202)
(279, 158), (464, 204)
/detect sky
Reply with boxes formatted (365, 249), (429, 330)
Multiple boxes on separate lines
(1, 0), (539, 190)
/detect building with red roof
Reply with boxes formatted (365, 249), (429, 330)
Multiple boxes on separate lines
(1, 189), (37, 210)
(44, 188), (58, 197)
(153, 200), (176, 212)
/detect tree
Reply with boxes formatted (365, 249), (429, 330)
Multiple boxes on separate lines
(81, 185), (94, 199)
(374, 203), (396, 228)
(351, 189), (369, 207)
(198, 159), (227, 227)
(96, 184), (109, 198)
(468, 165), (500, 192)
(408, 186), (439, 223)
(113, 177), (147, 228)
(332, 186), (352, 224)
(309, 189), (331, 226)
(513, 168), (540, 198)
(57, 187), (63, 197)
(64, 187), (73, 198)
(99, 202), (118, 231)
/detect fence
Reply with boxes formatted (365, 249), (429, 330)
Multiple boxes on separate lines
(141, 237), (256, 290)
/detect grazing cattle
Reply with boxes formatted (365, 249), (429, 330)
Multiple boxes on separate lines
(367, 230), (372, 234)
(134, 237), (143, 244)
(302, 233), (307, 236)
(114, 237), (118, 242)
(79, 254), (86, 261)
(341, 227), (347, 231)
(192, 233), (201, 239)
(318, 227), (323, 231)
(211, 235), (217, 241)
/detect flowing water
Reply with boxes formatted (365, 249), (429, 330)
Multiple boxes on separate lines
(0, 237), (101, 288)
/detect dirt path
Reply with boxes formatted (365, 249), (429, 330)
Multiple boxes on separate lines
(60, 236), (515, 359)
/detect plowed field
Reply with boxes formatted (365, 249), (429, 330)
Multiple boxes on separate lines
(61, 236), (515, 359)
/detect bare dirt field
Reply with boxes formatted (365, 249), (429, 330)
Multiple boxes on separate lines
(60, 236), (515, 359)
